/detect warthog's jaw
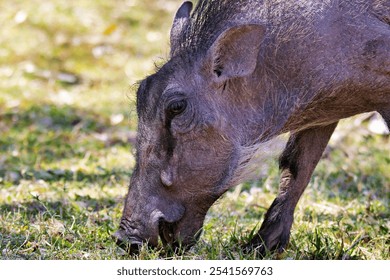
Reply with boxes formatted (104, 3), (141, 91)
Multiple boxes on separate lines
(158, 220), (203, 252)
(158, 219), (176, 246)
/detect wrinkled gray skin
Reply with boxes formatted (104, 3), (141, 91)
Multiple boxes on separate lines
(114, 0), (390, 255)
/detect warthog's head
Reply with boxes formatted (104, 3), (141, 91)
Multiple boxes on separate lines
(114, 1), (267, 253)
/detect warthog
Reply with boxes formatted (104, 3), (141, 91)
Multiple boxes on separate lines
(114, 0), (390, 255)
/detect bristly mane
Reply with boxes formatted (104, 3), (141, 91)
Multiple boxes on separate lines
(174, 0), (264, 56)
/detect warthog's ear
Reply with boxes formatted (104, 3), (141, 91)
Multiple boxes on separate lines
(209, 24), (266, 81)
(170, 1), (193, 56)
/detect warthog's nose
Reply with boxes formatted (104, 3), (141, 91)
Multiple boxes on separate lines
(112, 230), (142, 255)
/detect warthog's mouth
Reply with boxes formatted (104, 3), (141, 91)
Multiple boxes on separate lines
(112, 220), (181, 255)
(113, 223), (204, 256)
(159, 218), (204, 252)
(158, 219), (178, 246)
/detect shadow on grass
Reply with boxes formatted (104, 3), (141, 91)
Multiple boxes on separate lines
(0, 102), (136, 183)
(1, 102), (109, 132)
(0, 102), (136, 150)
(0, 167), (131, 185)
(0, 230), (32, 260)
(0, 195), (119, 216)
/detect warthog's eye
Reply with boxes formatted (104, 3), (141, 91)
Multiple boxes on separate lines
(167, 100), (187, 118)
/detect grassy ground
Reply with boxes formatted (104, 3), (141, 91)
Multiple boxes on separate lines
(0, 0), (389, 260)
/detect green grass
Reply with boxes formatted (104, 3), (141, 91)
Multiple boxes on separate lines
(0, 0), (389, 260)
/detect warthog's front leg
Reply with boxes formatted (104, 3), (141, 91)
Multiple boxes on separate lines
(247, 122), (338, 256)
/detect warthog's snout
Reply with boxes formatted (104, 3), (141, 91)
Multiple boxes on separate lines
(113, 216), (180, 254)
(113, 229), (143, 255)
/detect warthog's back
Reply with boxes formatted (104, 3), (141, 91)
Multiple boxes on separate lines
(175, 0), (389, 55)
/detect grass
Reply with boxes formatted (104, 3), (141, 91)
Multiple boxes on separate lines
(0, 0), (389, 260)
